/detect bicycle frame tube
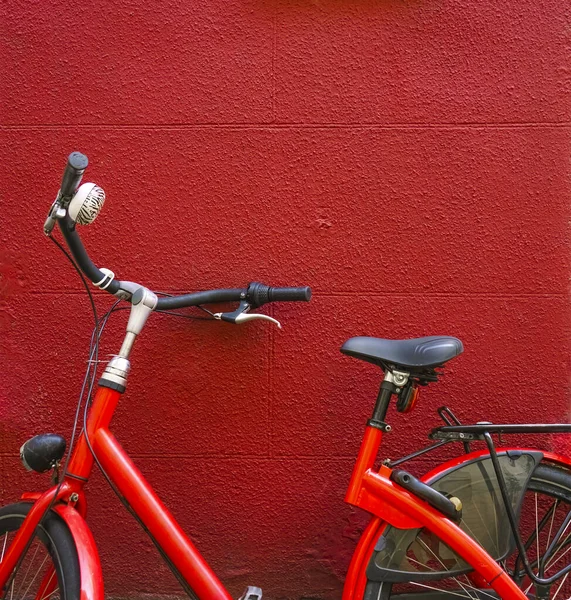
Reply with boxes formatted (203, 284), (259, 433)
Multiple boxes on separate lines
(90, 427), (232, 599)
(74, 385), (232, 599)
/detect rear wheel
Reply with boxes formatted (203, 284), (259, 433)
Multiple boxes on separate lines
(0, 502), (80, 600)
(363, 461), (571, 600)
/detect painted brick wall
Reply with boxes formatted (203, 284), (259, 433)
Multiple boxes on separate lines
(1, 1), (569, 598)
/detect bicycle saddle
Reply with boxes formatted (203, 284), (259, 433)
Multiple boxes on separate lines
(340, 336), (463, 370)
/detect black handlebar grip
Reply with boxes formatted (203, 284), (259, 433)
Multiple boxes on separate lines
(268, 286), (312, 303)
(247, 282), (312, 308)
(60, 152), (88, 199)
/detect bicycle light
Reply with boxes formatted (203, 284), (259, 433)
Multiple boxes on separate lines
(68, 182), (105, 225)
(20, 433), (66, 473)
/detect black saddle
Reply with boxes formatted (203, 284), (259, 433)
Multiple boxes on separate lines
(340, 336), (463, 371)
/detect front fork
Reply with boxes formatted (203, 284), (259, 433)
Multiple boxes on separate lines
(0, 483), (73, 591)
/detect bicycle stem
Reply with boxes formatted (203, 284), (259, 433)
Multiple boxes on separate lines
(120, 287), (158, 356)
(99, 286), (158, 393)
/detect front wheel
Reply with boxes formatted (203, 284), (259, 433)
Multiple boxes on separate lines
(362, 460), (571, 600)
(0, 502), (80, 600)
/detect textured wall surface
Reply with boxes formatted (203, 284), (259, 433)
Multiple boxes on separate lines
(1, 1), (570, 598)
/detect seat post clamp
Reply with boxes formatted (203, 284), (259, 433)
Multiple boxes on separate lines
(385, 369), (410, 388)
(368, 418), (392, 433)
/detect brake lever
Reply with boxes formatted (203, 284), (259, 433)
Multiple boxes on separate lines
(213, 301), (282, 329)
(44, 197), (66, 236)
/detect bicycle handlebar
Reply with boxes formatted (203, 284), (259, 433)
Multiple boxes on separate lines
(60, 152), (89, 201)
(156, 289), (246, 311)
(59, 217), (121, 295)
(155, 285), (311, 311)
(54, 153), (311, 312)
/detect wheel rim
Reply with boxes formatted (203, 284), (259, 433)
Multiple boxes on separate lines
(0, 522), (62, 600)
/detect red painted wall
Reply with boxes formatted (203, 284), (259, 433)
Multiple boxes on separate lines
(1, 1), (569, 598)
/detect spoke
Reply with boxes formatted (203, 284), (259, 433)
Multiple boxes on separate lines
(521, 499), (560, 568)
(417, 538), (448, 570)
(535, 493), (540, 563)
(469, 501), (498, 552)
(546, 499), (559, 556)
(20, 552), (49, 599)
(10, 576), (14, 600)
(405, 548), (498, 600)
(406, 554), (438, 571)
(1, 533), (7, 563)
(524, 581), (533, 595)
(14, 542), (41, 598)
(543, 513), (571, 573)
(40, 586), (60, 600)
(545, 538), (571, 573)
(410, 581), (488, 599)
(460, 519), (483, 548)
(39, 569), (58, 600)
(458, 576), (499, 600)
(552, 571), (569, 600)
(556, 515), (571, 545)
(416, 538), (481, 600)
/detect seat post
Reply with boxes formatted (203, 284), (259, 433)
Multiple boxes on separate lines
(370, 369), (410, 431)
(370, 380), (397, 431)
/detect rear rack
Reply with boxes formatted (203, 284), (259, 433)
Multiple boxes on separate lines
(385, 406), (571, 468)
(431, 422), (571, 442)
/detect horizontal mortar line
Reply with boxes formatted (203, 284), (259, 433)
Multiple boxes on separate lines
(116, 454), (436, 463)
(316, 291), (567, 299)
(25, 289), (568, 299)
(1, 121), (570, 131)
(0, 451), (354, 461)
(131, 454), (355, 461)
(0, 450), (542, 461)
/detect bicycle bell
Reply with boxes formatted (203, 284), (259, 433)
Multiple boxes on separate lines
(68, 182), (106, 225)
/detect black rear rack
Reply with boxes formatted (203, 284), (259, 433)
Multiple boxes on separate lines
(431, 423), (571, 442)
(386, 406), (571, 468)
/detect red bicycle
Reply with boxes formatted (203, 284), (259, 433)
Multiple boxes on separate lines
(1, 153), (570, 600)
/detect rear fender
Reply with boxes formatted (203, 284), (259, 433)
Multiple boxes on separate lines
(421, 448), (571, 482)
(52, 504), (104, 600)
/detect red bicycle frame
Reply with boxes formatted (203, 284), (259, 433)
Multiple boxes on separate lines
(1, 384), (570, 600)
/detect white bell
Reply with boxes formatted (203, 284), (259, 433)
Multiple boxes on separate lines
(68, 183), (105, 225)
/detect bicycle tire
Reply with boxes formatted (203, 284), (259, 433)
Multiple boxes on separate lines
(362, 460), (571, 600)
(0, 501), (80, 600)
